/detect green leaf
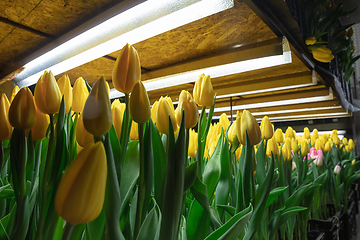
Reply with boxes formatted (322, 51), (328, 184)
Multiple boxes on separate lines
(266, 186), (288, 208)
(216, 205), (236, 217)
(136, 200), (161, 240)
(242, 131), (253, 208)
(184, 162), (197, 192)
(109, 125), (121, 187)
(186, 199), (211, 240)
(278, 206), (307, 229)
(205, 204), (253, 240)
(255, 138), (266, 186)
(86, 210), (105, 240)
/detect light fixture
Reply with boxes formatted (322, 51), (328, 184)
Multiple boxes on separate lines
(295, 130), (346, 136)
(110, 36), (292, 99)
(11, 0), (235, 87)
(255, 112), (350, 122)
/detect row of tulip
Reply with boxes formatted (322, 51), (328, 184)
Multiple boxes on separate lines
(0, 43), (359, 240)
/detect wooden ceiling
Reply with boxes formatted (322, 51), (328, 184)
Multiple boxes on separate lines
(0, 0), (352, 123)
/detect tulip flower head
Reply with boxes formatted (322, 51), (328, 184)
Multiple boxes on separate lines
(301, 139), (309, 156)
(57, 74), (73, 113)
(112, 43), (141, 94)
(111, 99), (126, 140)
(282, 144), (292, 162)
(156, 96), (177, 135)
(305, 37), (316, 45)
(291, 138), (299, 153)
(151, 100), (159, 124)
(324, 141), (332, 152)
(0, 94), (12, 141)
(334, 165), (341, 175)
(311, 46), (334, 63)
(55, 142), (107, 224)
(348, 139), (354, 150)
(228, 120), (240, 147)
(188, 129), (198, 158)
(83, 76), (113, 137)
(8, 87), (36, 130)
(34, 71), (62, 115)
(30, 105), (50, 141)
(130, 121), (139, 140)
(238, 110), (261, 146)
(313, 150), (324, 167)
(342, 137), (348, 145)
(72, 77), (89, 112)
(193, 73), (214, 107)
(303, 127), (310, 139)
(76, 113), (94, 147)
(285, 126), (294, 139)
(175, 90), (199, 129)
(130, 81), (150, 124)
(260, 116), (273, 140)
(274, 128), (284, 144)
(266, 137), (278, 157)
(315, 138), (323, 151)
(219, 113), (230, 131)
(352, 160), (356, 166)
(292, 161), (297, 172)
(9, 85), (20, 103)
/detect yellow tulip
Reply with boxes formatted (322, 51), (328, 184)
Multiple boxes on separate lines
(130, 81), (150, 124)
(282, 144), (291, 162)
(285, 126), (294, 139)
(0, 94), (12, 141)
(57, 74), (73, 113)
(188, 129), (197, 158)
(312, 129), (319, 139)
(315, 138), (323, 151)
(55, 142), (107, 225)
(193, 73), (214, 107)
(319, 135), (328, 146)
(324, 141), (332, 152)
(156, 96), (177, 135)
(312, 46), (334, 63)
(305, 37), (316, 45)
(342, 137), (348, 145)
(111, 100), (126, 140)
(151, 100), (159, 124)
(83, 76), (113, 137)
(260, 116), (273, 140)
(348, 139), (354, 150)
(284, 137), (291, 149)
(8, 87), (36, 130)
(266, 137), (278, 157)
(301, 140), (309, 156)
(228, 120), (240, 147)
(30, 105), (50, 141)
(112, 43), (141, 94)
(310, 135), (317, 146)
(274, 128), (284, 144)
(72, 77), (89, 112)
(303, 127), (310, 139)
(291, 138), (299, 154)
(130, 121), (139, 140)
(238, 110), (261, 146)
(9, 85), (19, 103)
(219, 113), (230, 131)
(34, 71), (62, 115)
(333, 136), (340, 146)
(76, 113), (94, 148)
(330, 129), (337, 140)
(175, 90), (199, 129)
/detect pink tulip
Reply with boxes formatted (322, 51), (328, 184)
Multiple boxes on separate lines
(334, 165), (341, 175)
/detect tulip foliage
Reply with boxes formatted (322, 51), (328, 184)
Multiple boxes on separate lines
(0, 44), (359, 240)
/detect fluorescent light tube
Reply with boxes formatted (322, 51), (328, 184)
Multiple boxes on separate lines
(14, 0), (234, 87)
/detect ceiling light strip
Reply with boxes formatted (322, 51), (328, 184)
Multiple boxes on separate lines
(14, 0), (234, 87)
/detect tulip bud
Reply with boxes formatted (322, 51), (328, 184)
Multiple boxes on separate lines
(331, 129), (337, 140)
(282, 144), (291, 162)
(193, 73), (214, 107)
(235, 146), (242, 160)
(324, 141), (332, 152)
(130, 81), (150, 124)
(130, 121), (138, 140)
(228, 120), (240, 147)
(352, 160), (355, 166)
(305, 37), (316, 45)
(342, 137), (348, 145)
(30, 105), (50, 141)
(334, 165), (341, 175)
(274, 128), (284, 144)
(310, 134), (317, 146)
(9, 85), (20, 103)
(292, 161), (297, 172)
(72, 77), (89, 112)
(238, 110), (261, 146)
(315, 138), (323, 151)
(156, 96), (177, 135)
(57, 74), (73, 113)
(188, 129), (198, 158)
(333, 136), (340, 146)
(303, 127), (310, 139)
(0, 94), (12, 141)
(219, 113), (230, 131)
(83, 76), (112, 137)
(111, 100), (126, 140)
(151, 101), (159, 124)
(301, 140), (309, 156)
(348, 139), (354, 150)
(285, 126), (294, 139)
(175, 90), (199, 129)
(312, 46), (334, 63)
(8, 87), (36, 130)
(34, 71), (62, 115)
(314, 150), (324, 166)
(55, 142), (107, 224)
(76, 113), (94, 147)
(266, 137), (278, 157)
(312, 129), (319, 139)
(291, 138), (299, 153)
(112, 43), (141, 94)
(260, 116), (273, 140)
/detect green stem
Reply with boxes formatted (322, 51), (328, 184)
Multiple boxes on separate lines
(196, 107), (206, 180)
(18, 129), (26, 205)
(0, 141), (3, 172)
(134, 123), (145, 239)
(36, 114), (55, 240)
(61, 223), (74, 240)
